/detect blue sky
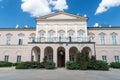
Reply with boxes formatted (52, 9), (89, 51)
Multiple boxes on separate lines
(0, 0), (120, 28)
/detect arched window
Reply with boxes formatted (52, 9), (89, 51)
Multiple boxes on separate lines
(111, 32), (118, 45)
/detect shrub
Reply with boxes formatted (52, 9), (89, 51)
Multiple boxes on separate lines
(16, 61), (40, 69)
(76, 51), (89, 70)
(44, 61), (56, 69)
(87, 60), (109, 71)
(66, 61), (80, 70)
(0, 61), (13, 67)
(110, 62), (120, 69)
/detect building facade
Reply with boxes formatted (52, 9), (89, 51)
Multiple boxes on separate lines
(0, 11), (120, 67)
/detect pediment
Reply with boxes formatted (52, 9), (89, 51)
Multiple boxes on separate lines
(36, 11), (87, 21)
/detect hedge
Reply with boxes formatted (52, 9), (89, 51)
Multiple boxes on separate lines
(44, 61), (56, 69)
(87, 60), (109, 71)
(0, 61), (13, 67)
(66, 61), (80, 70)
(110, 62), (120, 69)
(16, 61), (41, 69)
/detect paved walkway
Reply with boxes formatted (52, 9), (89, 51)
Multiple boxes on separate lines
(0, 67), (120, 80)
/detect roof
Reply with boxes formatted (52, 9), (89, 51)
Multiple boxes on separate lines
(36, 11), (88, 22)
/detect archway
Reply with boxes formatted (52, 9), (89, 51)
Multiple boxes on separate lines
(82, 47), (92, 58)
(44, 47), (53, 62)
(31, 46), (40, 62)
(57, 47), (65, 67)
(69, 47), (78, 61)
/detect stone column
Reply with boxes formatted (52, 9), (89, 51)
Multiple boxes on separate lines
(65, 47), (69, 63)
(40, 47), (44, 62)
(53, 47), (57, 67)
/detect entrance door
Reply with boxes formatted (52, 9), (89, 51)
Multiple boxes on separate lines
(57, 50), (65, 67)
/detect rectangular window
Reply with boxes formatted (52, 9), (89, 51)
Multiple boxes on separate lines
(17, 55), (21, 62)
(78, 32), (84, 42)
(100, 35), (105, 45)
(6, 36), (11, 45)
(49, 33), (54, 42)
(4, 55), (9, 62)
(18, 38), (23, 45)
(59, 33), (64, 42)
(40, 33), (45, 42)
(69, 33), (74, 42)
(114, 56), (119, 62)
(112, 35), (117, 45)
(102, 56), (107, 62)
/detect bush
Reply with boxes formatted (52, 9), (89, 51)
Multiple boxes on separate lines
(66, 61), (80, 70)
(44, 61), (56, 69)
(16, 61), (41, 69)
(76, 51), (89, 70)
(0, 61), (13, 67)
(87, 60), (109, 71)
(110, 62), (120, 69)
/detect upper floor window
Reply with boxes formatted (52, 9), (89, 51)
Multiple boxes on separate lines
(48, 30), (55, 42)
(18, 33), (25, 45)
(18, 37), (23, 45)
(68, 30), (75, 42)
(30, 33), (36, 42)
(40, 33), (45, 42)
(100, 35), (105, 45)
(88, 32), (95, 42)
(78, 30), (85, 42)
(6, 33), (12, 45)
(58, 30), (65, 42)
(6, 36), (11, 45)
(112, 35), (117, 45)
(114, 56), (119, 62)
(4, 55), (9, 62)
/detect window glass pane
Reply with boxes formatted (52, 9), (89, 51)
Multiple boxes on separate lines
(6, 36), (11, 45)
(17, 55), (21, 62)
(114, 56), (119, 62)
(102, 56), (107, 62)
(4, 55), (9, 62)
(100, 35), (105, 44)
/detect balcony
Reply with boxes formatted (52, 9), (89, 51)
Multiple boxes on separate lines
(29, 37), (94, 43)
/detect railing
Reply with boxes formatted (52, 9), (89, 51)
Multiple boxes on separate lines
(29, 37), (94, 43)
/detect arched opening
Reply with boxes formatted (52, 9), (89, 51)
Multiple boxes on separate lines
(69, 47), (78, 61)
(82, 47), (92, 58)
(44, 47), (53, 62)
(57, 47), (65, 67)
(31, 46), (40, 62)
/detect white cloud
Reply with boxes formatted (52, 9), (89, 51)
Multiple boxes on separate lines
(21, 0), (68, 17)
(53, 0), (68, 10)
(95, 0), (120, 15)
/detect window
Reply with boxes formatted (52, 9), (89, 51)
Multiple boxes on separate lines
(4, 55), (9, 62)
(69, 33), (74, 42)
(40, 33), (45, 42)
(17, 55), (21, 62)
(59, 33), (64, 42)
(49, 33), (54, 42)
(69, 55), (75, 61)
(6, 36), (11, 45)
(100, 35), (105, 45)
(102, 56), (107, 62)
(114, 56), (119, 62)
(78, 32), (84, 42)
(18, 37), (23, 45)
(112, 35), (117, 45)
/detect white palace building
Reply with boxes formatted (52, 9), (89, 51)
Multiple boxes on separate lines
(0, 11), (120, 67)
